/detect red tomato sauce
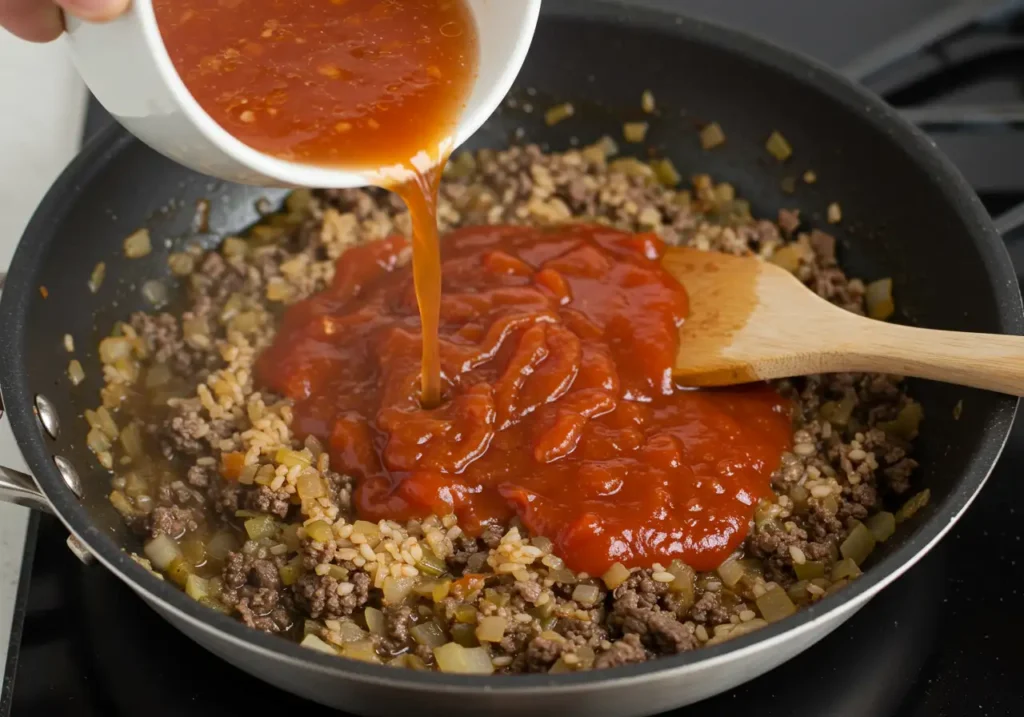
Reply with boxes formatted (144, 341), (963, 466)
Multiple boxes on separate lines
(152, 0), (479, 168)
(257, 225), (792, 575)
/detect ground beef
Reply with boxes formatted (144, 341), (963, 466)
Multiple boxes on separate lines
(163, 408), (210, 456)
(558, 617), (609, 647)
(245, 485), (291, 519)
(688, 590), (729, 625)
(515, 580), (543, 604)
(148, 505), (199, 539)
(292, 571), (370, 620)
(613, 571), (669, 611)
(383, 605), (414, 648)
(609, 590), (699, 655)
(480, 524), (505, 549)
(523, 636), (566, 672)
(594, 634), (648, 669)
(186, 464), (214, 488)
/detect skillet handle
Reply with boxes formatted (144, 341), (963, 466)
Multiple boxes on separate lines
(0, 465), (53, 514)
(0, 272), (52, 514)
(0, 383), (52, 515)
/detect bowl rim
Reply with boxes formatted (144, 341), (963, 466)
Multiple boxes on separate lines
(120, 0), (540, 188)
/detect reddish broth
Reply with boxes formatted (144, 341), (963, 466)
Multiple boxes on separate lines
(154, 0), (478, 405)
(257, 225), (792, 575)
(153, 0), (478, 168)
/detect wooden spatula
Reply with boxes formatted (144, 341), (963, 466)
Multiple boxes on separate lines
(663, 246), (1024, 395)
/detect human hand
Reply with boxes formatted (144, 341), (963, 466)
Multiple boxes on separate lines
(0, 0), (129, 43)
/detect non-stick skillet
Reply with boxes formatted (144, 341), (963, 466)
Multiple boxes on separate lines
(0, 2), (1020, 716)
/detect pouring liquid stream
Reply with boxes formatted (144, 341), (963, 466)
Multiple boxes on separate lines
(153, 0), (478, 407)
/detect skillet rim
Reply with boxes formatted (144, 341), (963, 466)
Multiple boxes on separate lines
(1, 0), (1020, 696)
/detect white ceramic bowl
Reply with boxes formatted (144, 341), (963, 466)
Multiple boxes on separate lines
(64, 0), (541, 188)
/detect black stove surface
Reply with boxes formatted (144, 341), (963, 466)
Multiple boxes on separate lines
(5, 1), (1024, 715)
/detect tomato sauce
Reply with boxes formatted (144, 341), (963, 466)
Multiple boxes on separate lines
(257, 225), (793, 575)
(153, 0), (479, 406)
(153, 0), (477, 168)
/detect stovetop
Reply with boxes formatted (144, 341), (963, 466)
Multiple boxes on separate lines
(5, 1), (1024, 715)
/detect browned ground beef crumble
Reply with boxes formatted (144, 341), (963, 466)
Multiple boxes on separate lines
(86, 141), (925, 674)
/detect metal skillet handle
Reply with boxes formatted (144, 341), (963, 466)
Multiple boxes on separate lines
(0, 272), (94, 563)
(0, 272), (53, 513)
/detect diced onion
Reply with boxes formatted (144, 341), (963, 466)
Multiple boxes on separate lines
(766, 131), (793, 161)
(275, 448), (312, 468)
(365, 607), (386, 636)
(641, 89), (656, 114)
(450, 623), (479, 647)
(879, 401), (923, 440)
(667, 560), (696, 603)
(831, 557), (862, 581)
(244, 515), (278, 541)
(608, 157), (654, 179)
(544, 102), (575, 126)
(141, 280), (168, 307)
(650, 158), (681, 187)
(296, 468), (325, 500)
(623, 121), (649, 143)
(717, 558), (745, 587)
(98, 337), (133, 365)
(548, 568), (577, 585)
(87, 427), (112, 454)
(185, 574), (209, 601)
(865, 278), (895, 321)
(301, 633), (339, 655)
(167, 252), (195, 276)
(453, 604), (478, 624)
(416, 549), (446, 577)
(144, 534), (182, 571)
(827, 202), (843, 224)
(88, 262), (106, 293)
(318, 565), (344, 582)
(895, 489), (930, 524)
(865, 511), (896, 542)
(279, 557), (303, 586)
(382, 575), (417, 604)
(410, 621), (447, 648)
(699, 122), (726, 149)
(756, 587), (797, 623)
(601, 562), (630, 590)
(336, 620), (367, 643)
(475, 616), (507, 643)
(124, 228), (152, 258)
(571, 584), (601, 607)
(352, 520), (381, 546)
(793, 560), (825, 581)
(304, 520), (333, 543)
(769, 244), (804, 274)
(840, 521), (876, 566)
(68, 360), (85, 386)
(119, 422), (144, 458)
(206, 530), (238, 560)
(433, 643), (494, 675)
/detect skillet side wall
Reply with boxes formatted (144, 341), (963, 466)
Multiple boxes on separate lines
(0, 4), (1018, 715)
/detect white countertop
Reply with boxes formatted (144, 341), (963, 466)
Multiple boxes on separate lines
(0, 29), (86, 685)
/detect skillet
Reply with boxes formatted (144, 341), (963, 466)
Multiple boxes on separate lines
(0, 2), (1020, 715)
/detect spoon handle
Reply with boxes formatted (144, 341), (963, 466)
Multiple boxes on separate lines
(841, 317), (1024, 396)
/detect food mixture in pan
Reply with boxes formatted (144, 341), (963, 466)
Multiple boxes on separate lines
(86, 139), (929, 674)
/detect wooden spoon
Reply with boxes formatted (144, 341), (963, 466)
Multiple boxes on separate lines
(662, 246), (1024, 396)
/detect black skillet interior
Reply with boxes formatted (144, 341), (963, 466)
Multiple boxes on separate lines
(0, 0), (1019, 684)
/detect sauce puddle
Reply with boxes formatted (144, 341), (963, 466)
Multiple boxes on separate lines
(256, 225), (793, 575)
(155, 0), (793, 576)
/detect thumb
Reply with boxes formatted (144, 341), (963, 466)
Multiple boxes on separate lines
(57, 0), (131, 23)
